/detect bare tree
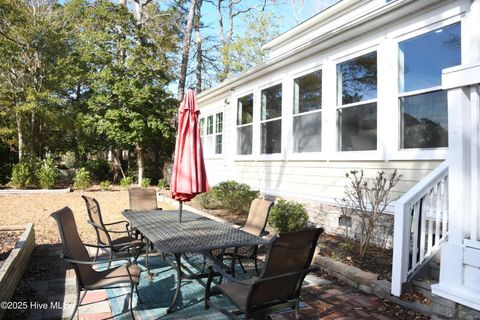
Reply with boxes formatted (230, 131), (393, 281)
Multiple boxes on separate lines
(339, 169), (401, 257)
(177, 0), (197, 101)
(194, 0), (203, 93)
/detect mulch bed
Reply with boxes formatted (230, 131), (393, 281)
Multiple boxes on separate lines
(317, 233), (393, 281)
(0, 231), (23, 269)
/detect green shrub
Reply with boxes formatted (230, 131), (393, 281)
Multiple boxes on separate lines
(195, 187), (222, 210)
(36, 159), (57, 189)
(268, 199), (309, 233)
(215, 181), (259, 214)
(84, 159), (111, 181)
(140, 178), (151, 188)
(10, 160), (38, 188)
(158, 178), (168, 190)
(120, 176), (133, 188)
(99, 180), (112, 191)
(73, 168), (92, 190)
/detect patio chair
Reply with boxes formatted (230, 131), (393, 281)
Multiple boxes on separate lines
(51, 207), (142, 320)
(82, 195), (144, 268)
(217, 198), (274, 275)
(205, 227), (324, 320)
(128, 187), (161, 211)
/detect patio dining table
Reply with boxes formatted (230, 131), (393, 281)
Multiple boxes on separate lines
(122, 209), (270, 313)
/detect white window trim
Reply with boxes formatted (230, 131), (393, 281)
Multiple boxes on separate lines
(335, 49), (380, 154)
(201, 109), (224, 160)
(257, 81), (286, 161)
(386, 18), (462, 161)
(287, 66), (325, 160)
(233, 90), (256, 161)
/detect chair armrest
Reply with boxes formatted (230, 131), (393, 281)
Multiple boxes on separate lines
(203, 251), (251, 284)
(104, 220), (130, 227)
(61, 254), (132, 266)
(84, 243), (110, 249)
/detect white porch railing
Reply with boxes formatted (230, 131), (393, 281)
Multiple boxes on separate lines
(391, 160), (449, 296)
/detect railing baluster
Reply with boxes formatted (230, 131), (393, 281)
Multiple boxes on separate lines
(411, 202), (421, 272)
(435, 181), (442, 244)
(427, 188), (434, 256)
(420, 194), (427, 262)
(442, 177), (448, 238)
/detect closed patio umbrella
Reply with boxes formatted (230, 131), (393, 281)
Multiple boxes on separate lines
(170, 89), (209, 221)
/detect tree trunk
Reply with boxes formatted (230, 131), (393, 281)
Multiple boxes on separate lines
(194, 0), (203, 93)
(177, 0), (197, 101)
(119, 0), (127, 7)
(136, 143), (144, 186)
(16, 113), (24, 162)
(112, 149), (126, 183)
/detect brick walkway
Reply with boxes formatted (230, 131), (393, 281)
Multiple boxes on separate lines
(5, 245), (417, 320)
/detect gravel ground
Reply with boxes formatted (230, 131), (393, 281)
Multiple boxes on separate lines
(0, 188), (176, 245)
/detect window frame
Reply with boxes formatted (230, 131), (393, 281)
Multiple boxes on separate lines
(234, 90), (256, 160)
(258, 81), (285, 160)
(199, 109), (224, 159)
(334, 49), (380, 157)
(387, 17), (461, 160)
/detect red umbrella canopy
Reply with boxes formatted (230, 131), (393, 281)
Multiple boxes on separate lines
(171, 89), (209, 202)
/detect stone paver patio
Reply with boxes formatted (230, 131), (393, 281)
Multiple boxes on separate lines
(3, 243), (425, 320)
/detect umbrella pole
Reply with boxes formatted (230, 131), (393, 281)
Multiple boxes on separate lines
(179, 200), (183, 222)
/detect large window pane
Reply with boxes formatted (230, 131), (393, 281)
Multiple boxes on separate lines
(293, 112), (322, 152)
(294, 70), (322, 114)
(207, 115), (213, 135)
(199, 118), (205, 136)
(216, 112), (223, 133)
(261, 120), (282, 154)
(337, 52), (377, 104)
(237, 94), (253, 125)
(215, 135), (222, 154)
(261, 84), (282, 120)
(338, 103), (377, 151)
(399, 23), (461, 92)
(401, 91), (448, 148)
(237, 126), (252, 155)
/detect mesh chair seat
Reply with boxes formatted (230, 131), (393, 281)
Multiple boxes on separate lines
(85, 264), (141, 290)
(111, 237), (144, 252)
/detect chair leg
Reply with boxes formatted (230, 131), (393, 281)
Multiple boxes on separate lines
(107, 250), (113, 269)
(294, 300), (300, 320)
(70, 285), (81, 320)
(135, 285), (143, 304)
(254, 255), (260, 276)
(129, 284), (136, 320)
(94, 246), (99, 262)
(237, 258), (247, 274)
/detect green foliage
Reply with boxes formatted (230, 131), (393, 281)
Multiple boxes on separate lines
(195, 188), (222, 210)
(140, 178), (151, 188)
(99, 180), (112, 191)
(84, 159), (111, 181)
(0, 141), (16, 184)
(219, 13), (280, 81)
(268, 199), (309, 233)
(157, 178), (168, 190)
(213, 181), (259, 214)
(120, 176), (133, 188)
(36, 159), (57, 189)
(73, 168), (91, 190)
(10, 160), (39, 188)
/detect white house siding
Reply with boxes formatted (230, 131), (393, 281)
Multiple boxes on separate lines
(197, 0), (470, 245)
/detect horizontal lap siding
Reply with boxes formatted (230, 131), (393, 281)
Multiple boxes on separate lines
(205, 159), (441, 203)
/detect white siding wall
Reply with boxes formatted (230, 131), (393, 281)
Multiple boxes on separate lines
(197, 0), (467, 212)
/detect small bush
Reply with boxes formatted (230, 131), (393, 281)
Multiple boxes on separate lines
(195, 188), (222, 210)
(158, 178), (168, 190)
(215, 181), (259, 214)
(84, 159), (111, 181)
(99, 180), (112, 191)
(268, 199), (309, 233)
(73, 168), (92, 190)
(120, 176), (133, 188)
(36, 159), (57, 189)
(10, 160), (39, 188)
(140, 178), (151, 188)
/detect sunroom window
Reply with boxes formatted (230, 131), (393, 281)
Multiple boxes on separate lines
(261, 84), (282, 154)
(337, 51), (377, 151)
(293, 70), (322, 153)
(215, 112), (223, 154)
(236, 94), (253, 155)
(200, 112), (223, 156)
(399, 22), (461, 149)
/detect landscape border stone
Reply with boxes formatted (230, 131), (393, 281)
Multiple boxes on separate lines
(0, 188), (71, 195)
(0, 223), (36, 320)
